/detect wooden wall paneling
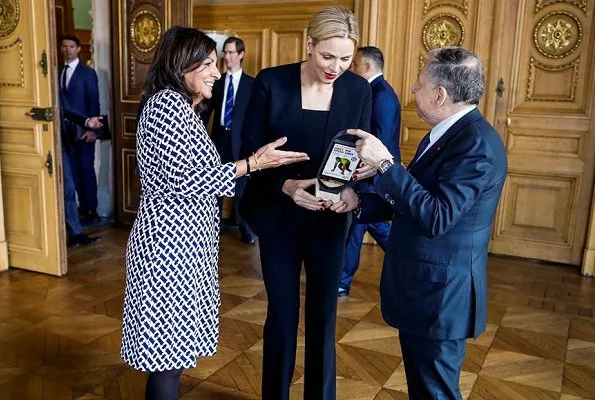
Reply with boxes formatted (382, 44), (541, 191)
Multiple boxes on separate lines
(54, 0), (75, 65)
(112, 0), (192, 225)
(489, 0), (595, 265)
(74, 29), (92, 64)
(193, 1), (354, 71)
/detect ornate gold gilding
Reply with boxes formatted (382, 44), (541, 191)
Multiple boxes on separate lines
(535, 0), (587, 14)
(130, 10), (161, 53)
(0, 0), (20, 38)
(533, 11), (582, 59)
(526, 56), (580, 102)
(422, 14), (464, 52)
(423, 0), (469, 15)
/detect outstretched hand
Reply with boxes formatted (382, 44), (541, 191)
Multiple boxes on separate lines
(253, 137), (309, 170)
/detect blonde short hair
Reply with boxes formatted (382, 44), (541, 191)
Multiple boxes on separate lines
(307, 6), (359, 45)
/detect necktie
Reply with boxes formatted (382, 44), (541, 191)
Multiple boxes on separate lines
(412, 132), (431, 163)
(224, 74), (234, 130)
(61, 64), (69, 92)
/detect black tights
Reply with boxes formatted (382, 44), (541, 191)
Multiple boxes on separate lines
(145, 368), (184, 400)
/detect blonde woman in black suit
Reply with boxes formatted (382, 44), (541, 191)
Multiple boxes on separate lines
(240, 6), (372, 399)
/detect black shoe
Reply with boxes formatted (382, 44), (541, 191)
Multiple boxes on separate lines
(81, 210), (101, 225)
(67, 233), (99, 247)
(337, 287), (349, 298)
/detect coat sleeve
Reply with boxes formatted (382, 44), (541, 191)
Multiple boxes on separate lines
(240, 70), (289, 196)
(149, 91), (236, 198)
(86, 68), (100, 116)
(374, 134), (495, 238)
(371, 89), (401, 161)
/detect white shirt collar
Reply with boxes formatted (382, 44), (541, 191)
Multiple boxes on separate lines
(368, 72), (383, 83)
(65, 57), (80, 69)
(429, 105), (477, 144)
(227, 69), (243, 82)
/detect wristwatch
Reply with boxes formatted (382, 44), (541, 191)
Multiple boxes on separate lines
(378, 158), (395, 174)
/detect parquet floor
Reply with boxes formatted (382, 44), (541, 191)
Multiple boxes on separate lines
(1, 225), (595, 399)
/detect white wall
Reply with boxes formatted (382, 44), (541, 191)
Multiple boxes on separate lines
(90, 0), (113, 218)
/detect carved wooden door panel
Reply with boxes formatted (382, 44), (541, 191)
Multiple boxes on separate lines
(0, 0), (66, 275)
(111, 0), (191, 225)
(374, 0), (498, 164)
(489, 0), (595, 265)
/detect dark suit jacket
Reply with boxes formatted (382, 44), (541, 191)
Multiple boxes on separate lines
(358, 75), (402, 194)
(370, 75), (401, 162)
(59, 93), (89, 149)
(359, 108), (507, 340)
(201, 71), (254, 161)
(59, 61), (100, 141)
(240, 62), (372, 236)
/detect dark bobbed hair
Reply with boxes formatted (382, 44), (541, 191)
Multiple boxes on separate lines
(141, 26), (217, 108)
(59, 34), (81, 47)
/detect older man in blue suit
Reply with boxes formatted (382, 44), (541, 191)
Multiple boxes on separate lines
(338, 46), (401, 297)
(336, 47), (508, 399)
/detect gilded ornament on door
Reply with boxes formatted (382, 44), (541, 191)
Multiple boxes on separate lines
(130, 10), (161, 53)
(533, 11), (582, 59)
(0, 0), (20, 38)
(422, 14), (464, 52)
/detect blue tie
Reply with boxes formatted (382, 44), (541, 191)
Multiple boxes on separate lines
(412, 133), (431, 163)
(224, 75), (234, 130)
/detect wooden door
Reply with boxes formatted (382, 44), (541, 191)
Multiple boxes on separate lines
(112, 0), (192, 225)
(488, 0), (595, 265)
(0, 0), (66, 275)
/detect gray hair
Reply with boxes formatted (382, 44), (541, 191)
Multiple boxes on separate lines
(426, 47), (485, 105)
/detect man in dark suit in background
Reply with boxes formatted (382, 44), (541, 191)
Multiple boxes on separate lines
(202, 37), (255, 244)
(59, 34), (101, 224)
(342, 47), (508, 399)
(338, 46), (401, 297)
(59, 95), (101, 246)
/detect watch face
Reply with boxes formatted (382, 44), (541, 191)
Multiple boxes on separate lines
(380, 159), (393, 173)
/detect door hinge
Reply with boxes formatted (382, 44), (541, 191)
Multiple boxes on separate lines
(39, 50), (48, 77)
(25, 107), (54, 121)
(45, 151), (53, 177)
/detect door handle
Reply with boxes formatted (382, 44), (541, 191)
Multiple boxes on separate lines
(496, 78), (505, 98)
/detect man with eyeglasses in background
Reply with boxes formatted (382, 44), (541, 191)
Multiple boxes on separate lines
(202, 37), (256, 245)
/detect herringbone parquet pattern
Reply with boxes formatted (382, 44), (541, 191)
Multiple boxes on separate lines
(0, 225), (594, 399)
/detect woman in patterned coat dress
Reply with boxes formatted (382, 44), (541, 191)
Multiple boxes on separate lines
(120, 26), (309, 400)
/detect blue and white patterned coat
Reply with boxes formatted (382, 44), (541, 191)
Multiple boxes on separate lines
(121, 89), (236, 372)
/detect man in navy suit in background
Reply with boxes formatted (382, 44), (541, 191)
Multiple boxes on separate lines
(59, 34), (101, 224)
(338, 46), (401, 297)
(340, 47), (507, 399)
(202, 37), (255, 244)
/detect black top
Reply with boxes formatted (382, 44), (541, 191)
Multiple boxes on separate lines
(239, 62), (372, 236)
(287, 109), (328, 179)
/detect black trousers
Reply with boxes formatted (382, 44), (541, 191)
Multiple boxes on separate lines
(258, 206), (348, 400)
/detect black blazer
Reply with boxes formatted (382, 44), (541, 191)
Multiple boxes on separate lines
(240, 62), (372, 236)
(201, 71), (254, 160)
